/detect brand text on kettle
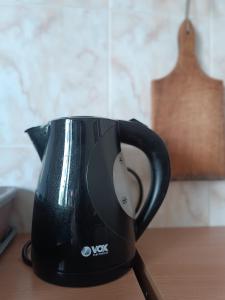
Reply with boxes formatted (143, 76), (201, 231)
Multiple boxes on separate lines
(81, 244), (109, 257)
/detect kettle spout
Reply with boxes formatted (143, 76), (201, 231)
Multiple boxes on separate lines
(25, 124), (49, 160)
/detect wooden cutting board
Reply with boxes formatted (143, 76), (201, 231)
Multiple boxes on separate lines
(152, 19), (225, 180)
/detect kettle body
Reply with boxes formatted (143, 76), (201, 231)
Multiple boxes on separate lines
(26, 117), (170, 287)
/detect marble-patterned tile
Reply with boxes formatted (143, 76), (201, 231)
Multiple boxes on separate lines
(110, 0), (211, 18)
(121, 145), (209, 227)
(209, 182), (225, 226)
(151, 181), (209, 227)
(11, 189), (35, 233)
(212, 0), (225, 17)
(110, 12), (152, 124)
(110, 11), (210, 125)
(0, 146), (40, 232)
(210, 16), (225, 80)
(0, 146), (41, 189)
(0, 5), (108, 145)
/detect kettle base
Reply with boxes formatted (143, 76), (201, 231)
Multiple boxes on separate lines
(33, 260), (134, 287)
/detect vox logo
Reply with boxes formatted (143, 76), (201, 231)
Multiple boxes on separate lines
(81, 244), (109, 257)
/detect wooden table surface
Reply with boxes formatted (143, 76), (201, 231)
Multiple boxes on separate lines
(1, 227), (225, 300)
(0, 234), (143, 300)
(138, 227), (225, 300)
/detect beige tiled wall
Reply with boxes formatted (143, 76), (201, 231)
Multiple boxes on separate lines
(0, 0), (225, 231)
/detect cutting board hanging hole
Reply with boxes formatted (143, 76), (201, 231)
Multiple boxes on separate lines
(177, 20), (199, 72)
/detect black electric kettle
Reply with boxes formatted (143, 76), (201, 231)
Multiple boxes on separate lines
(23, 116), (170, 287)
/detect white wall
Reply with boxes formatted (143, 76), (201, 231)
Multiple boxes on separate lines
(0, 0), (225, 231)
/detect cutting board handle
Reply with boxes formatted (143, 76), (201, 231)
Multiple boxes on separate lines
(178, 19), (198, 69)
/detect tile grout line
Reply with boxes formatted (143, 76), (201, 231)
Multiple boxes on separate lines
(107, 0), (112, 118)
(0, 3), (107, 9)
(106, 6), (214, 20)
(208, 0), (214, 226)
(209, 0), (214, 77)
(0, 145), (32, 148)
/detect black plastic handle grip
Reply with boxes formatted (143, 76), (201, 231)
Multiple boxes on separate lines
(118, 119), (170, 240)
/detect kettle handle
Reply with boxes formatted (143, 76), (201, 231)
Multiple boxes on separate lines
(118, 119), (170, 240)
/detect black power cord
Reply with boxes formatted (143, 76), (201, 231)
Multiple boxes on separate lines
(127, 168), (143, 213)
(22, 239), (32, 266)
(21, 168), (143, 268)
